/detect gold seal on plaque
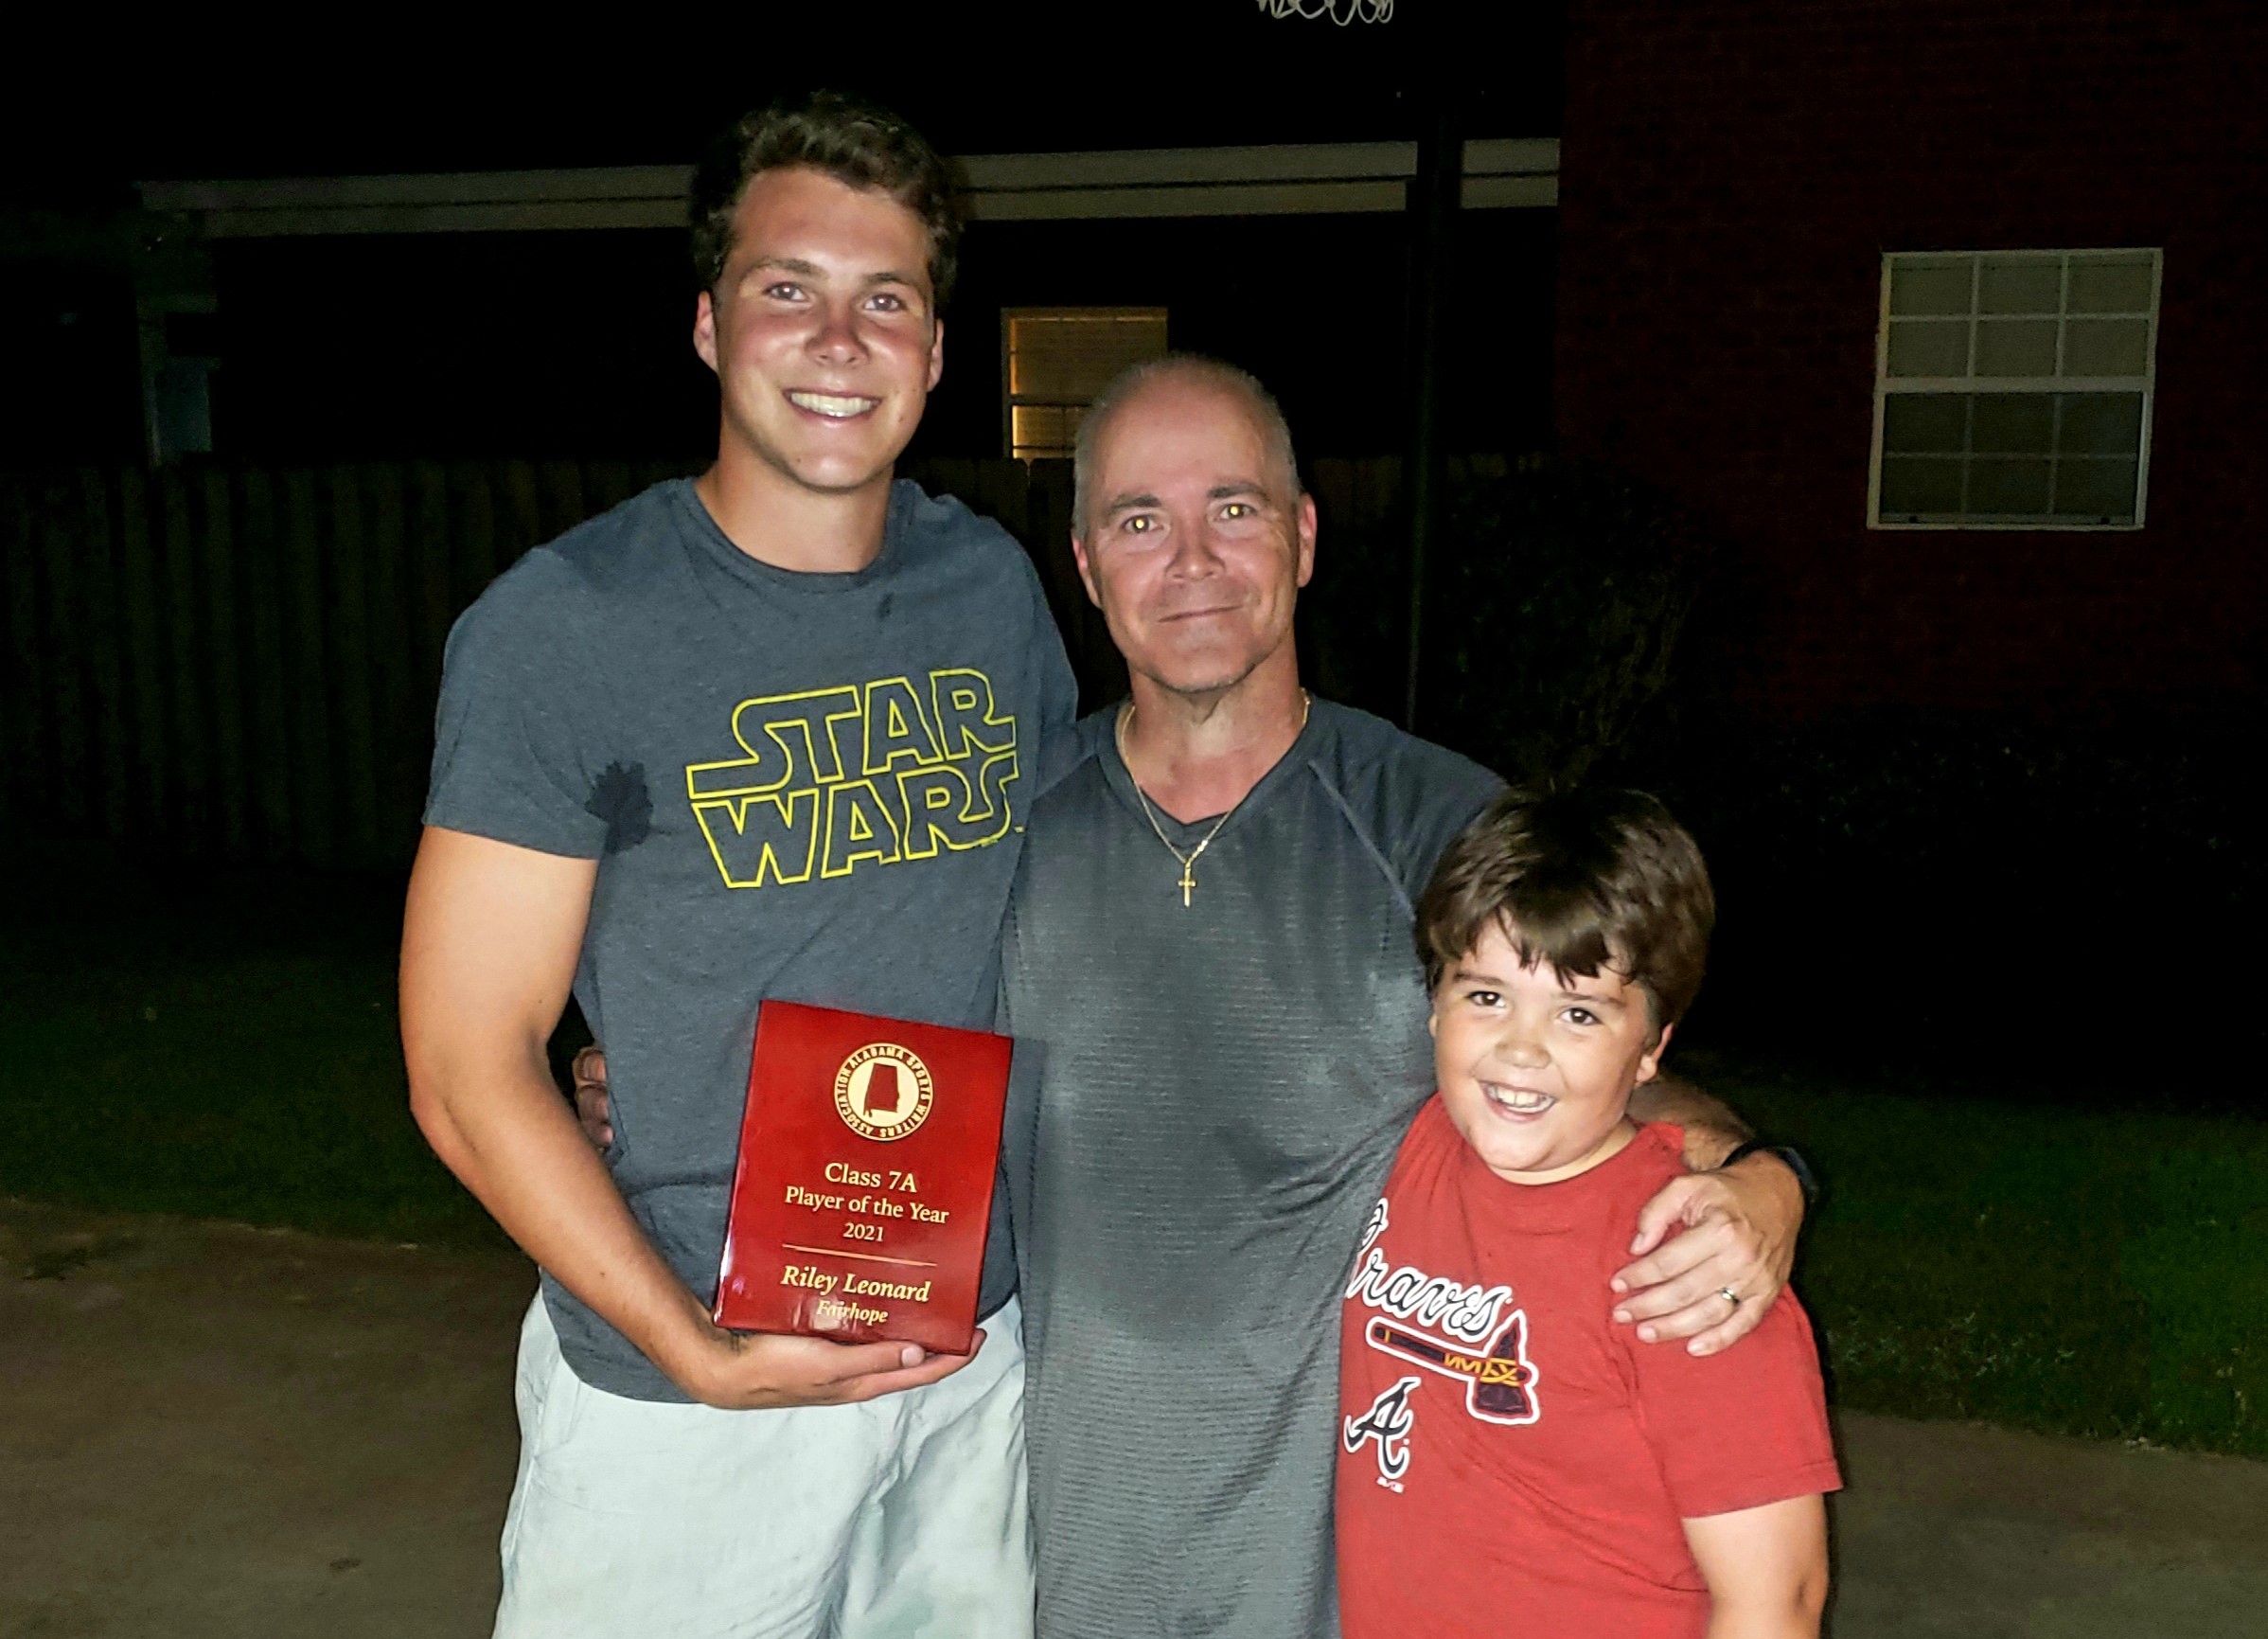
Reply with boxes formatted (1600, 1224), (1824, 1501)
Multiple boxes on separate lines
(833, 1043), (936, 1142)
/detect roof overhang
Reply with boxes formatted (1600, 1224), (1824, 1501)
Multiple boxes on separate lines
(137, 139), (1558, 237)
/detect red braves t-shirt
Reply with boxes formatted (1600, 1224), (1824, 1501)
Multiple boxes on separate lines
(1336, 1104), (1841, 1639)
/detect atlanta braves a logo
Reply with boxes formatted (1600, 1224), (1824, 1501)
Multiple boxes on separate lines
(1343, 1376), (1422, 1486)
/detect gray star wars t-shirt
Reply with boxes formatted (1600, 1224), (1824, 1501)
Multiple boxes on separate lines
(427, 478), (1076, 1400)
(1001, 699), (1501, 1638)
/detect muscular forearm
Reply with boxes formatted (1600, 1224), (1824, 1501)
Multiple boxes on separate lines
(1629, 1071), (1752, 1167)
(409, 1040), (712, 1385)
(401, 827), (714, 1391)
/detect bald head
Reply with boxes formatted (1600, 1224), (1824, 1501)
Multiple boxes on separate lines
(1072, 354), (1302, 539)
(1066, 353), (1318, 709)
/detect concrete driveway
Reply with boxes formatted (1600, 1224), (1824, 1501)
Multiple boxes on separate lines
(4, 1198), (2262, 1638)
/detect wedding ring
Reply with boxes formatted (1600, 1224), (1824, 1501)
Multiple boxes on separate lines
(1718, 1286), (1743, 1309)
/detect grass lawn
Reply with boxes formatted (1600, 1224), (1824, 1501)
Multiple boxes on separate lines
(1691, 1049), (2268, 1460)
(3, 847), (2261, 1457)
(0, 848), (505, 1250)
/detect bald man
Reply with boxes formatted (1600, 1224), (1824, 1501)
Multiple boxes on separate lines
(997, 355), (1806, 1638)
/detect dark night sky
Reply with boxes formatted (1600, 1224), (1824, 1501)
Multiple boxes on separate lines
(3, 6), (1562, 205)
(2, 5), (1568, 462)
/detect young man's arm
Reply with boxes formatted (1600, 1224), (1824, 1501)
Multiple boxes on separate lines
(1616, 1073), (1808, 1355)
(1682, 1495), (1831, 1639)
(401, 825), (975, 1409)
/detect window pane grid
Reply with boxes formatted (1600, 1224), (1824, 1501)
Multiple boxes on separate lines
(1883, 250), (2157, 388)
(1880, 392), (2144, 525)
(1871, 249), (2157, 529)
(1004, 308), (1169, 460)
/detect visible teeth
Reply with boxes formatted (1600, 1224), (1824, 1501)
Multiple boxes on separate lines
(1488, 1086), (1554, 1113)
(788, 390), (877, 418)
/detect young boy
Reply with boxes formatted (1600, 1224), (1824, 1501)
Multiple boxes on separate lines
(1336, 787), (1841, 1638)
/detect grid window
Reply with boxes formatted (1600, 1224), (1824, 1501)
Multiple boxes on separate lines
(1869, 249), (2160, 529)
(1003, 308), (1169, 460)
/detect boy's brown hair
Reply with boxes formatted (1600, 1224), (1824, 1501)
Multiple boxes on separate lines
(689, 90), (962, 307)
(1416, 786), (1715, 1038)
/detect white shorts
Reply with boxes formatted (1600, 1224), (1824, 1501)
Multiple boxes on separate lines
(493, 1292), (1032, 1639)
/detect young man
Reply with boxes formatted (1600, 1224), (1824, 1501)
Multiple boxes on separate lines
(399, 94), (1073, 1637)
(1337, 788), (1839, 1638)
(995, 355), (1812, 1638)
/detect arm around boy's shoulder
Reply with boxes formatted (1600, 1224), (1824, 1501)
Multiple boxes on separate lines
(1610, 1095), (1809, 1356)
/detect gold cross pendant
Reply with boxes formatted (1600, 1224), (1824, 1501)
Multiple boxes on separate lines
(1178, 862), (1196, 907)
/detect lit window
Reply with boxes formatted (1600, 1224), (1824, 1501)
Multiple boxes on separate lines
(1003, 308), (1169, 460)
(1869, 249), (2160, 529)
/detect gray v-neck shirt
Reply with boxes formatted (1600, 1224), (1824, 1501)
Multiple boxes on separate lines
(1001, 699), (1500, 1639)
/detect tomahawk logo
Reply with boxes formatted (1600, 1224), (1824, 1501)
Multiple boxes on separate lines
(1365, 1310), (1540, 1425)
(1343, 1376), (1422, 1484)
(1344, 1194), (1540, 1425)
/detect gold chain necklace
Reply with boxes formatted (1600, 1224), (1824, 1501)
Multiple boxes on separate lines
(1115, 691), (1312, 908)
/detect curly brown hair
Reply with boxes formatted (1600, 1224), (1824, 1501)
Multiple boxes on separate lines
(688, 90), (961, 308)
(1416, 786), (1715, 1038)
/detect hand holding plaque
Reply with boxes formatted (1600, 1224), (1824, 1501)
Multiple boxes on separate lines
(715, 1002), (1012, 1356)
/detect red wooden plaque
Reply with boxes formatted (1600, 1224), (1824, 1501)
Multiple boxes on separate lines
(714, 1001), (1012, 1354)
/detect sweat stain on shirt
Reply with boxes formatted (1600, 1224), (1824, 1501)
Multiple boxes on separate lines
(586, 760), (652, 852)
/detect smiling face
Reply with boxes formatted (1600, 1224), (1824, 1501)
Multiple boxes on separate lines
(693, 165), (944, 498)
(1072, 373), (1316, 703)
(1429, 917), (1673, 1185)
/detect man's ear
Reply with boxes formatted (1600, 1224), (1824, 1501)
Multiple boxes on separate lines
(1071, 533), (1105, 610)
(926, 315), (945, 392)
(693, 291), (720, 375)
(1633, 1020), (1675, 1085)
(1295, 491), (1319, 589)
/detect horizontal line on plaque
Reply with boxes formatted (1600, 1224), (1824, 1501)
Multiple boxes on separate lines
(781, 1243), (939, 1269)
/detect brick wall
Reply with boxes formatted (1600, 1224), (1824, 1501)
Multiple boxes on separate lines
(1554, 0), (2267, 717)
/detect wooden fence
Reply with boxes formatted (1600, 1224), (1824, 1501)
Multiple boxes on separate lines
(0, 455), (1416, 870)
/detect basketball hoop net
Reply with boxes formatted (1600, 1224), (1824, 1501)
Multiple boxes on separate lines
(1256, 0), (1393, 22)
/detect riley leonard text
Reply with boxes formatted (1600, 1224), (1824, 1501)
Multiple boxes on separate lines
(779, 1264), (934, 1304)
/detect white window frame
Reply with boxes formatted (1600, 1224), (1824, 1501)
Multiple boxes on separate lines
(1867, 248), (2162, 531)
(1001, 306), (1169, 461)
